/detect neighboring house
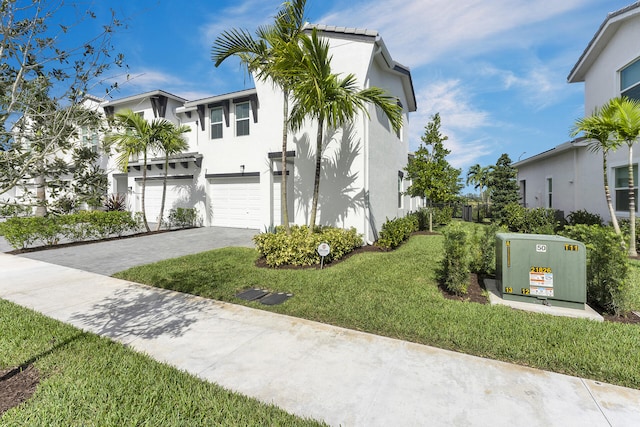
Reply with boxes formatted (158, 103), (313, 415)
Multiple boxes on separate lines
(515, 2), (640, 220)
(100, 25), (419, 242)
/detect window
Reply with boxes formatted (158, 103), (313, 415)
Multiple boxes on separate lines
(615, 165), (639, 212)
(210, 107), (223, 139)
(235, 102), (250, 136)
(621, 58), (640, 101)
(398, 172), (404, 208)
(546, 178), (552, 208)
(82, 127), (99, 153)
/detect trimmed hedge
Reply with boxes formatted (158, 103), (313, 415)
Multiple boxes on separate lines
(441, 223), (470, 295)
(253, 225), (363, 267)
(0, 211), (141, 250)
(377, 215), (419, 250)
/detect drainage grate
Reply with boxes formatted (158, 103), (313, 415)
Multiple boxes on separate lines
(259, 292), (293, 306)
(235, 288), (269, 301)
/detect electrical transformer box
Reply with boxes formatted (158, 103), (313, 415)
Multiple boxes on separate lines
(495, 233), (586, 310)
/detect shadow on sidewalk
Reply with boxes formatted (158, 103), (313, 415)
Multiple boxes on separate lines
(69, 286), (209, 340)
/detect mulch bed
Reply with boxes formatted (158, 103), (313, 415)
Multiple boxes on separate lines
(0, 365), (39, 415)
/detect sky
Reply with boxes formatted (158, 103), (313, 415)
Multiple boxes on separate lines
(69, 0), (636, 183)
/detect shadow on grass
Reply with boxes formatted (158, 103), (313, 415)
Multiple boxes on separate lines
(1, 333), (84, 382)
(69, 286), (209, 340)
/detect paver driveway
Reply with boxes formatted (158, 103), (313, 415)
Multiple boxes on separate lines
(1, 226), (257, 276)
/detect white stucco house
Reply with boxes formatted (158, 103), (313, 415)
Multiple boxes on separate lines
(98, 25), (419, 242)
(515, 2), (640, 221)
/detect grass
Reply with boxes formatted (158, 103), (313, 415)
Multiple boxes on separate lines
(114, 233), (640, 390)
(0, 299), (324, 426)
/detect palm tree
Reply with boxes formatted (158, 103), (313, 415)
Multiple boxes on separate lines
(571, 105), (621, 234)
(212, 0), (307, 234)
(155, 122), (190, 231)
(286, 29), (403, 229)
(608, 96), (640, 256)
(466, 164), (491, 222)
(105, 109), (171, 232)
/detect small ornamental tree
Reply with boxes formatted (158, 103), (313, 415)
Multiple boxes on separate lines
(0, 0), (125, 214)
(488, 153), (519, 224)
(405, 113), (462, 203)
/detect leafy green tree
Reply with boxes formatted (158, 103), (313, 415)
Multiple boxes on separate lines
(405, 113), (462, 203)
(212, 0), (308, 234)
(488, 153), (519, 224)
(155, 123), (190, 231)
(571, 104), (621, 235)
(286, 29), (403, 229)
(0, 0), (124, 210)
(106, 110), (173, 232)
(466, 163), (491, 204)
(606, 97), (640, 256)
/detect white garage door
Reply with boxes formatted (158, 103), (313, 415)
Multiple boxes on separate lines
(143, 180), (191, 224)
(209, 176), (261, 229)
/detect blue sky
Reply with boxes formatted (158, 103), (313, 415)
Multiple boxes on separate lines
(82, 0), (633, 180)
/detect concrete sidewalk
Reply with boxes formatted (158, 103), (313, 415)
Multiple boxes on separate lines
(1, 253), (639, 426)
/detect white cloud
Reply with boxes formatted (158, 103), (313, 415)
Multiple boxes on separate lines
(410, 79), (492, 168)
(319, 0), (596, 67)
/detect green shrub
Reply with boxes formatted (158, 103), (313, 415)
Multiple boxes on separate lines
(412, 208), (430, 231)
(0, 211), (140, 250)
(441, 223), (470, 295)
(0, 217), (42, 249)
(253, 225), (363, 267)
(501, 202), (559, 234)
(468, 224), (503, 275)
(561, 225), (631, 315)
(168, 208), (199, 229)
(567, 209), (603, 226)
(377, 215), (419, 250)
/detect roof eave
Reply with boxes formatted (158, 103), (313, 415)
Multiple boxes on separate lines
(568, 2), (640, 83)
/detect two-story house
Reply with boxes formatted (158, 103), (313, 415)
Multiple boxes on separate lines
(515, 2), (640, 220)
(101, 25), (419, 242)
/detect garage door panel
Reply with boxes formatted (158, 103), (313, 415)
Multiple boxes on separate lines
(144, 181), (192, 223)
(209, 176), (261, 229)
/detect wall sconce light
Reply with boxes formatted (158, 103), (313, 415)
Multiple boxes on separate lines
(240, 164), (245, 174)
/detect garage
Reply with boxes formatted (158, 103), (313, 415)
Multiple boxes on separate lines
(141, 178), (193, 224)
(208, 174), (261, 229)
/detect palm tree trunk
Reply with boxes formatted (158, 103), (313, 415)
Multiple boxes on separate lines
(141, 149), (150, 232)
(602, 151), (621, 234)
(156, 155), (169, 231)
(34, 173), (47, 217)
(281, 91), (291, 234)
(309, 117), (324, 231)
(628, 144), (637, 256)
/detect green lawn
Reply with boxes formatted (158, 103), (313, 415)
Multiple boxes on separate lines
(114, 233), (640, 390)
(0, 299), (324, 426)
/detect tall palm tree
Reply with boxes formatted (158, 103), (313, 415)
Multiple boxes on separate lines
(212, 0), (308, 234)
(466, 164), (491, 222)
(571, 105), (621, 234)
(105, 109), (171, 232)
(155, 122), (190, 231)
(286, 29), (403, 229)
(608, 96), (640, 256)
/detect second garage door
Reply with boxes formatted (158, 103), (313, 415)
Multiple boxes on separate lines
(208, 176), (261, 229)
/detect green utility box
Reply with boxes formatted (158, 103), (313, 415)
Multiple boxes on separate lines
(495, 233), (586, 310)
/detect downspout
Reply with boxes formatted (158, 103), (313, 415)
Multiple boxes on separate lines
(364, 43), (382, 245)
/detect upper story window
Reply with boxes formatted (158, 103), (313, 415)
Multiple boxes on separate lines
(235, 102), (250, 136)
(82, 127), (99, 153)
(621, 58), (640, 101)
(210, 107), (223, 139)
(546, 177), (553, 208)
